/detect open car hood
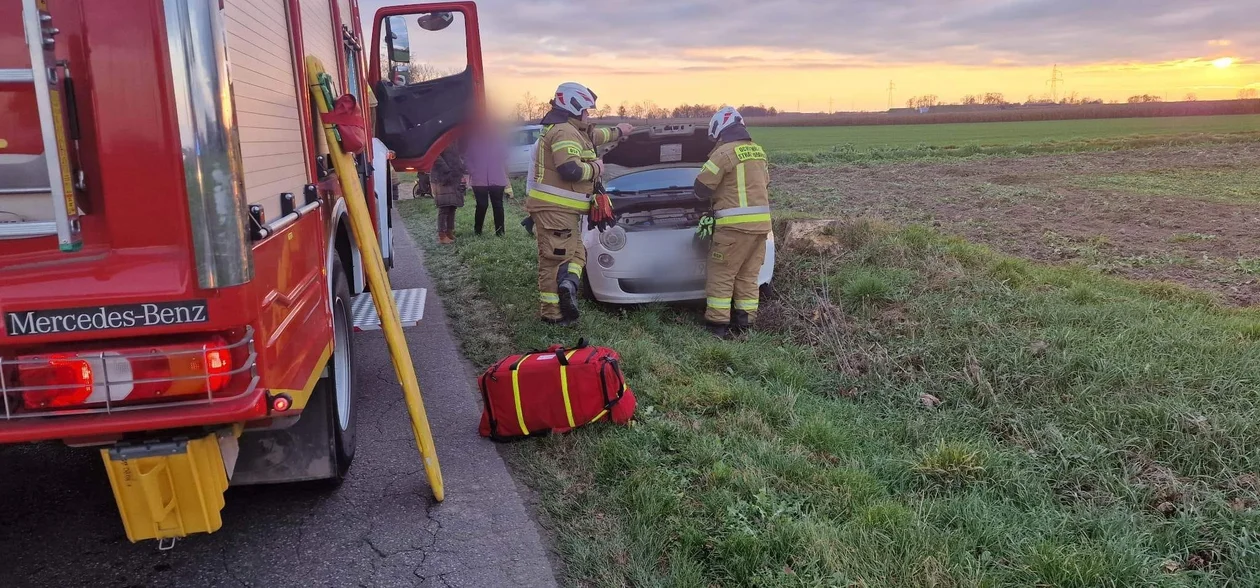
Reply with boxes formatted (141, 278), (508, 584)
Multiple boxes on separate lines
(602, 123), (714, 180)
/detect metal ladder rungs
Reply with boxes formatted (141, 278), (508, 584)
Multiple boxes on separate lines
(0, 222), (57, 239)
(8, 0), (82, 252)
(0, 68), (35, 83)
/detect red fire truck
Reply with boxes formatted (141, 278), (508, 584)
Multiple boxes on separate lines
(0, 0), (483, 542)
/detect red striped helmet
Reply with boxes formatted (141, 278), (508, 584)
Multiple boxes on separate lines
(708, 106), (743, 139)
(554, 82), (598, 117)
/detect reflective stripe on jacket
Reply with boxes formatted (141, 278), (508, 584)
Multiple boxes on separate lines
(524, 118), (620, 215)
(695, 140), (771, 233)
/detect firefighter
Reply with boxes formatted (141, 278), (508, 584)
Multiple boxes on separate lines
(693, 106), (772, 338)
(525, 82), (632, 325)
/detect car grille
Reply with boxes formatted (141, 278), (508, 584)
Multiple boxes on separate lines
(619, 278), (706, 295)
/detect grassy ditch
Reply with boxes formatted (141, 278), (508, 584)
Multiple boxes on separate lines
(401, 197), (1260, 587)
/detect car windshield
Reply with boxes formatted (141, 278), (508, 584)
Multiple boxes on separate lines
(606, 167), (700, 194)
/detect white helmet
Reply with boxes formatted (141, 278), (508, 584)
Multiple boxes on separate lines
(708, 106), (744, 140)
(553, 82), (598, 117)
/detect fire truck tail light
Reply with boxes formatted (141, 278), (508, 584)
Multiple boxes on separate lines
(18, 355), (94, 409)
(12, 337), (239, 411)
(205, 344), (231, 389)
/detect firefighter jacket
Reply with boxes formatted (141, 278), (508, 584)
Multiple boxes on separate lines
(695, 138), (772, 234)
(525, 113), (622, 215)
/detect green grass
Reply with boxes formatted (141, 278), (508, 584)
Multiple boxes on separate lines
(753, 114), (1260, 153)
(402, 197), (1260, 587)
(1076, 168), (1260, 204)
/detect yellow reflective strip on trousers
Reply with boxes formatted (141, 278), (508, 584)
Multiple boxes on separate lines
(715, 213), (771, 226)
(736, 162), (748, 207)
(734, 299), (759, 310)
(528, 189), (590, 210)
(707, 297), (732, 309)
(540, 292), (560, 303)
(513, 355), (532, 435)
(559, 350), (579, 428)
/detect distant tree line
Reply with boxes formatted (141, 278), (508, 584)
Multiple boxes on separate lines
(508, 88), (1259, 122)
(510, 95), (778, 122)
(902, 91), (1109, 109)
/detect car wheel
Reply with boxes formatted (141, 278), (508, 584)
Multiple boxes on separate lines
(760, 281), (775, 301)
(581, 272), (595, 300)
(327, 256), (358, 482)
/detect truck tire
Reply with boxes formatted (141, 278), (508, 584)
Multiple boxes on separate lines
(327, 256), (358, 482)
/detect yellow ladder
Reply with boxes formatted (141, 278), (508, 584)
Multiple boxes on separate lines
(306, 56), (445, 501)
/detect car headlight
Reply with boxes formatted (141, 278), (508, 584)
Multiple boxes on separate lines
(599, 226), (626, 251)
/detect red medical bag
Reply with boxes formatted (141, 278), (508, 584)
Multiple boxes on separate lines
(319, 94), (367, 154)
(478, 340), (635, 441)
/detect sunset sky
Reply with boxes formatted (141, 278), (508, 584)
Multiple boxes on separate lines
(360, 0), (1258, 113)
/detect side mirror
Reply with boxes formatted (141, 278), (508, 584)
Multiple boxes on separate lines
(386, 15), (410, 63)
(390, 64), (411, 86)
(417, 12), (455, 32)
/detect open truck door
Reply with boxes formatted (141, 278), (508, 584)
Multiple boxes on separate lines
(369, 2), (484, 175)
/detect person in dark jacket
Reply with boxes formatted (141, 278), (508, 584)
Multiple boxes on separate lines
(431, 145), (468, 244)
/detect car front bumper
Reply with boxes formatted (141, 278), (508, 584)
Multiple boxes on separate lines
(583, 226), (775, 304)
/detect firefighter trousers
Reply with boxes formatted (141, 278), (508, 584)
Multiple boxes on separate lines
(705, 228), (767, 324)
(532, 209), (585, 320)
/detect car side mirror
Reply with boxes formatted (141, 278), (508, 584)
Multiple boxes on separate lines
(385, 16), (411, 63)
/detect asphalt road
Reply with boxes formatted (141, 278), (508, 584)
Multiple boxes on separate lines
(0, 230), (557, 588)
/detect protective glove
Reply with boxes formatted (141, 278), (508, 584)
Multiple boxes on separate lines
(616, 123), (634, 139)
(587, 183), (616, 232)
(695, 213), (716, 241)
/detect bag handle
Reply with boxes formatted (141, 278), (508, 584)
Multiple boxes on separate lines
(596, 357), (627, 410)
(542, 338), (590, 366)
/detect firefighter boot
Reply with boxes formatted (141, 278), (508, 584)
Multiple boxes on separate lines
(543, 316), (578, 327)
(731, 309), (752, 334)
(557, 266), (581, 323)
(706, 321), (731, 339)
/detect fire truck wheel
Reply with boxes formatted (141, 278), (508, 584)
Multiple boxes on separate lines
(328, 256), (358, 480)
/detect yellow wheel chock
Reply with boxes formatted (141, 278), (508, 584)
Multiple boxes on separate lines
(101, 432), (233, 545)
(306, 56), (445, 501)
